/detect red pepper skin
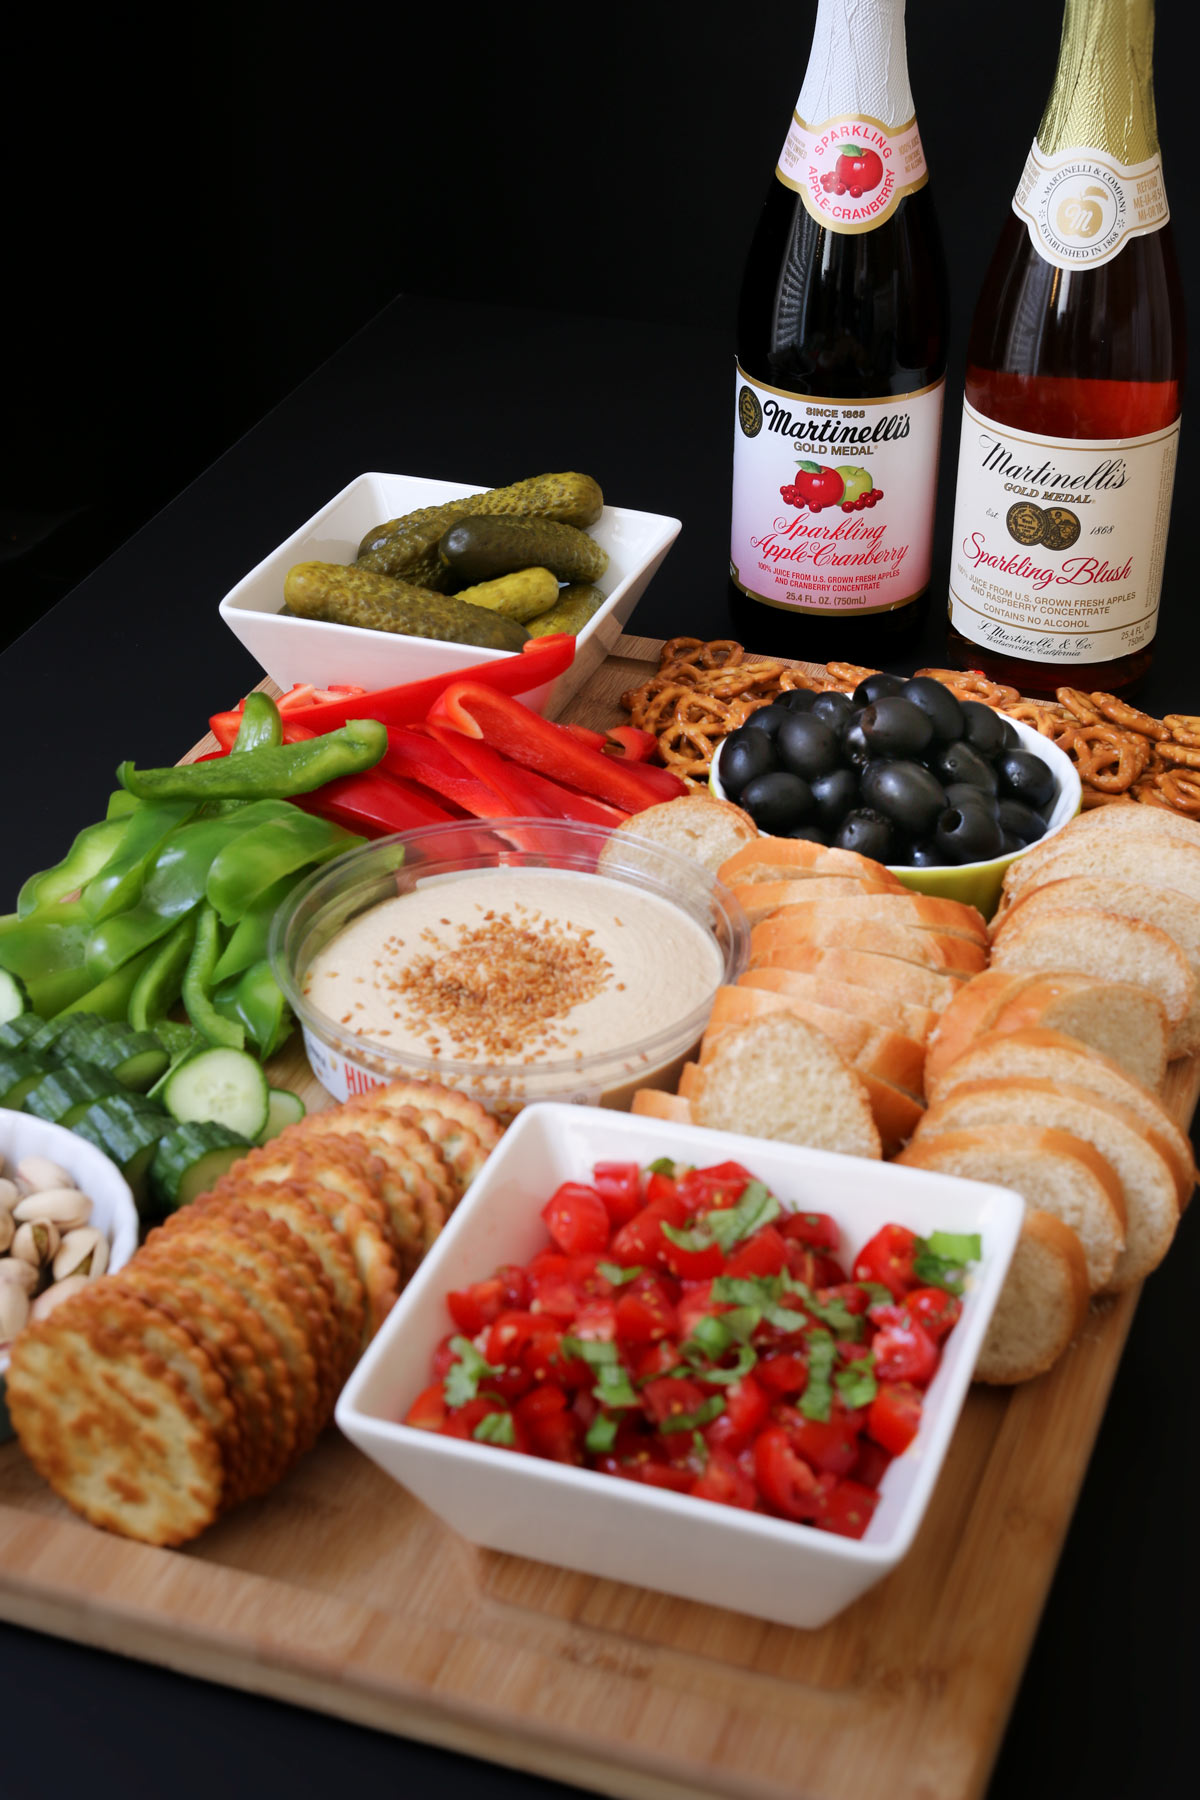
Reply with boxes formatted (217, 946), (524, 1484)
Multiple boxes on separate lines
(428, 684), (687, 812)
(382, 728), (515, 817)
(425, 725), (628, 828)
(294, 770), (461, 837)
(267, 635), (577, 735)
(603, 726), (659, 763)
(565, 723), (608, 752)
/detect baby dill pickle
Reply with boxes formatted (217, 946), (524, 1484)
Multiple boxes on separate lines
(452, 567), (561, 622)
(524, 584), (607, 637)
(438, 517), (609, 586)
(356, 472), (604, 585)
(283, 562), (529, 650)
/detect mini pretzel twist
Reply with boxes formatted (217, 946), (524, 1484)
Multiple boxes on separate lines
(915, 668), (1020, 707)
(1000, 700), (1080, 751)
(1069, 724), (1144, 792)
(1056, 687), (1107, 726)
(1090, 693), (1170, 740)
(1163, 715), (1200, 747)
(1154, 770), (1200, 816)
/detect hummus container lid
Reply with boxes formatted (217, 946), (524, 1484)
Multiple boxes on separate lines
(270, 818), (750, 1117)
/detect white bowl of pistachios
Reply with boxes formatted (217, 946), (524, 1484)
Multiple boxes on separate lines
(1, 1110), (139, 1435)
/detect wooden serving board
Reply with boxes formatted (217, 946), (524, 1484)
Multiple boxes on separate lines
(0, 633), (1195, 1800)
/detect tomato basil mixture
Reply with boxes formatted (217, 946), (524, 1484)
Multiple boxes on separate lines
(405, 1158), (980, 1539)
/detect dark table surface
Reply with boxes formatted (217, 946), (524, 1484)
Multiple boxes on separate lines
(2, 293), (1196, 1800)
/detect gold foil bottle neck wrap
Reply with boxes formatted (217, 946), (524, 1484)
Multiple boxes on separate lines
(1037, 0), (1159, 164)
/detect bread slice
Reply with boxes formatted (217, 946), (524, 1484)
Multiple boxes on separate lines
(896, 1125), (1126, 1292)
(690, 1011), (882, 1158)
(924, 970), (1169, 1096)
(751, 913), (988, 977)
(729, 875), (905, 923)
(717, 838), (906, 889)
(914, 1077), (1180, 1290)
(705, 984), (926, 1095)
(1031, 804), (1200, 851)
(988, 905), (1194, 1044)
(999, 830), (1200, 914)
(743, 889), (989, 945)
(747, 941), (967, 1013)
(972, 1209), (1091, 1385)
(920, 1027), (1194, 1205)
(739, 966), (939, 1044)
(993, 873), (1200, 1053)
(630, 1089), (694, 1123)
(602, 794), (758, 877)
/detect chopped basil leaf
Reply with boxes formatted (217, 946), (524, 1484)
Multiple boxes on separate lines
(443, 1336), (504, 1408)
(712, 1274), (778, 1307)
(645, 1157), (676, 1176)
(786, 1280), (863, 1341)
(690, 1344), (758, 1385)
(585, 1413), (619, 1454)
(597, 1261), (643, 1285)
(859, 1281), (895, 1309)
(658, 1395), (726, 1433)
(705, 1180), (781, 1251)
(913, 1230), (982, 1296)
(928, 1230), (982, 1263)
(692, 1430), (709, 1469)
(835, 1356), (878, 1410)
(661, 1220), (717, 1254)
(561, 1336), (619, 1367)
(720, 1304), (762, 1344)
(472, 1411), (515, 1446)
(685, 1314), (732, 1360)
(593, 1363), (639, 1409)
(799, 1329), (835, 1423)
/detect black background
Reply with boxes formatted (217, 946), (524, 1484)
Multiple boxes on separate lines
(3, 5), (1198, 1798)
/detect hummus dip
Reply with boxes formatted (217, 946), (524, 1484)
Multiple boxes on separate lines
(302, 867), (723, 1100)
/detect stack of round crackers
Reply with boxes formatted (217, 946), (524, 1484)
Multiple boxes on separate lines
(4, 1080), (502, 1546)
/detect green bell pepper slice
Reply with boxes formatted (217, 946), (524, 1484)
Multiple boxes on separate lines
(206, 813), (362, 926)
(118, 719), (387, 802)
(140, 800), (299, 921)
(106, 790), (144, 821)
(0, 903), (94, 1016)
(82, 800), (198, 922)
(128, 913), (198, 1031)
(211, 872), (303, 984)
(16, 816), (132, 918)
(182, 904), (244, 1050)
(213, 957), (291, 1058)
(56, 943), (161, 1021)
(233, 692), (283, 754)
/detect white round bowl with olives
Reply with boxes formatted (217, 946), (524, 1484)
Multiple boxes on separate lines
(710, 672), (1081, 918)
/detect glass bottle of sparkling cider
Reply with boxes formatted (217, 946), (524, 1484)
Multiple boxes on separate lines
(946, 0), (1185, 696)
(729, 0), (949, 665)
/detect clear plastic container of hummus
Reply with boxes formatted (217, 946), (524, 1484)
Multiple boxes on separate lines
(270, 819), (750, 1118)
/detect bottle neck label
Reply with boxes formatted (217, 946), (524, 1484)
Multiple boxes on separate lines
(948, 398), (1180, 666)
(1012, 140), (1169, 269)
(777, 112), (928, 232)
(731, 365), (944, 616)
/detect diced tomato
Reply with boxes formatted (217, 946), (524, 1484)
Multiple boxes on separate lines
(659, 1230), (725, 1283)
(642, 1376), (710, 1430)
(609, 1190), (688, 1267)
(676, 1161), (754, 1213)
(691, 1450), (758, 1510)
(724, 1224), (789, 1279)
(853, 1438), (893, 1491)
(431, 1334), (462, 1381)
(703, 1375), (770, 1454)
(903, 1286), (963, 1341)
(780, 1210), (841, 1252)
(486, 1310), (564, 1384)
(591, 1161), (643, 1226)
(787, 1246), (847, 1287)
(817, 1281), (873, 1317)
(446, 1276), (506, 1336)
(440, 1396), (515, 1441)
(541, 1182), (611, 1255)
(854, 1223), (920, 1298)
(756, 1351), (809, 1398)
(872, 1319), (939, 1385)
(404, 1382), (448, 1431)
(515, 1386), (583, 1463)
(781, 1413), (861, 1477)
(630, 1339), (682, 1383)
(644, 1170), (679, 1206)
(567, 1299), (618, 1344)
(614, 1281), (678, 1344)
(632, 1460), (697, 1493)
(675, 1280), (719, 1338)
(754, 1424), (821, 1521)
(867, 1381), (924, 1456)
(813, 1478), (879, 1540)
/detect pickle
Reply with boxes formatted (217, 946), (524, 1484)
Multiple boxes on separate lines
(524, 584), (607, 638)
(452, 567), (561, 622)
(282, 562), (529, 651)
(438, 516), (609, 586)
(356, 472), (604, 585)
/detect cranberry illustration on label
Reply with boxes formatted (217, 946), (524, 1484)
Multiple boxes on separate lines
(835, 464), (885, 512)
(779, 461), (847, 514)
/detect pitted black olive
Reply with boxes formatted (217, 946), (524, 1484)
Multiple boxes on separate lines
(743, 703), (792, 737)
(718, 730), (775, 797)
(740, 771), (815, 833)
(959, 699), (1007, 758)
(904, 676), (965, 742)
(996, 747), (1057, 810)
(784, 823), (830, 843)
(779, 687), (819, 714)
(811, 690), (856, 730)
(853, 672), (908, 707)
(997, 798), (1048, 844)
(935, 804), (1005, 863)
(860, 760), (947, 836)
(776, 713), (841, 781)
(841, 717), (872, 765)
(934, 739), (1000, 794)
(944, 781), (999, 817)
(810, 766), (859, 830)
(859, 696), (935, 759)
(833, 808), (895, 861)
(908, 840), (949, 867)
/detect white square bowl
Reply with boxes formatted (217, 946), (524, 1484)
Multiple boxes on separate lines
(336, 1105), (1023, 1631)
(218, 472), (681, 716)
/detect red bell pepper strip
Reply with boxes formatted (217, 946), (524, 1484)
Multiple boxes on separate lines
(383, 728), (519, 819)
(294, 769), (461, 838)
(424, 724), (628, 827)
(565, 722), (607, 752)
(604, 725), (659, 762)
(427, 683), (687, 812)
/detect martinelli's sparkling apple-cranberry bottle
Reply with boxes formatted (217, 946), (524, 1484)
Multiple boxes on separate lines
(946, 0), (1185, 695)
(729, 0), (948, 664)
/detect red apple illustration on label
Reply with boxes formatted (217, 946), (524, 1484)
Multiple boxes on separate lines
(835, 143), (884, 199)
(794, 461), (845, 513)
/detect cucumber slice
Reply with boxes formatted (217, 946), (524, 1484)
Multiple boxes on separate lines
(257, 1087), (307, 1144)
(24, 1063), (126, 1127)
(162, 1047), (269, 1140)
(26, 1012), (107, 1057)
(0, 968), (29, 1024)
(0, 1013), (45, 1051)
(150, 1120), (251, 1209)
(73, 1097), (175, 1213)
(0, 1048), (56, 1110)
(52, 1019), (170, 1092)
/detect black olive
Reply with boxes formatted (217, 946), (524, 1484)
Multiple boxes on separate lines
(908, 841), (948, 867)
(810, 766), (859, 830)
(853, 672), (907, 707)
(959, 700), (1007, 759)
(860, 696), (935, 759)
(935, 805), (1005, 864)
(740, 771), (815, 834)
(999, 717), (1021, 748)
(833, 808), (895, 861)
(995, 747), (1057, 810)
(945, 782), (999, 817)
(783, 822), (830, 844)
(841, 718), (872, 765)
(779, 687), (819, 714)
(860, 760), (948, 836)
(1000, 832), (1025, 855)
(904, 676), (965, 742)
(743, 703), (792, 737)
(775, 713), (841, 781)
(934, 739), (999, 794)
(810, 691), (855, 730)
(718, 730), (775, 798)
(997, 798), (1048, 844)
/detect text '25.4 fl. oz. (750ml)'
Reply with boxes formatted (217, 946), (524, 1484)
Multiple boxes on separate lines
(729, 0), (949, 665)
(946, 0), (1185, 696)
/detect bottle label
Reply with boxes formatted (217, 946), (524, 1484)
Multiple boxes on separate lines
(777, 112), (929, 233)
(948, 398), (1181, 665)
(1012, 140), (1169, 269)
(731, 368), (944, 615)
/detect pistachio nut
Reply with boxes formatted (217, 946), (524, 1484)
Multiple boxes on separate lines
(0, 1177), (21, 1214)
(0, 1281), (31, 1345)
(30, 1275), (91, 1323)
(13, 1187), (92, 1231)
(15, 1156), (77, 1192)
(0, 1258), (39, 1296)
(52, 1226), (109, 1283)
(11, 1218), (61, 1269)
(0, 1211), (14, 1255)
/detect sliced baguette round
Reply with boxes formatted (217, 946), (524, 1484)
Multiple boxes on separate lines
(630, 1089), (694, 1124)
(921, 1027), (1194, 1206)
(751, 913), (987, 977)
(691, 1011), (882, 1159)
(738, 966), (938, 1044)
(987, 905), (1194, 1043)
(716, 838), (905, 889)
(602, 794), (758, 877)
(978, 974), (1168, 1093)
(730, 875), (905, 924)
(913, 1077), (1180, 1290)
(971, 1209), (1091, 1385)
(896, 1124), (1125, 1292)
(923, 971), (1042, 1093)
(706, 984), (926, 1096)
(747, 941), (966, 1012)
(999, 827), (1200, 914)
(745, 890), (988, 944)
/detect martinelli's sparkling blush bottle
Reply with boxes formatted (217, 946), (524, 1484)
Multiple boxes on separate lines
(946, 0), (1184, 695)
(729, 0), (948, 663)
